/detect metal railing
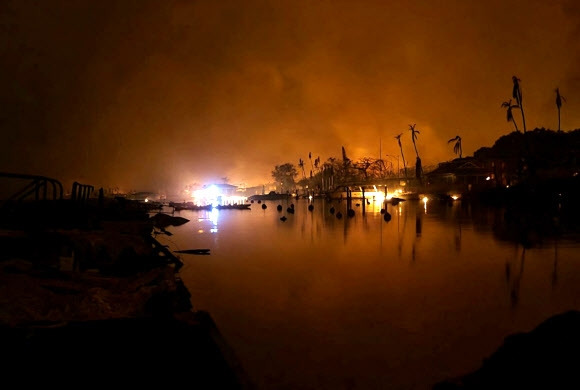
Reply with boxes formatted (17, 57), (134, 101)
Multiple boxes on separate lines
(0, 172), (63, 202)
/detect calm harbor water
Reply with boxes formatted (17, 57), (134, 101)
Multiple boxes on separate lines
(157, 198), (580, 390)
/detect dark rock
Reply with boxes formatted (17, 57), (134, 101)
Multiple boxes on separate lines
(434, 310), (580, 389)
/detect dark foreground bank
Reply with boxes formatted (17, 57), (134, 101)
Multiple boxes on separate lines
(0, 196), (253, 388)
(434, 310), (580, 389)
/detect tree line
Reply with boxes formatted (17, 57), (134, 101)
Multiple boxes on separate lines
(272, 75), (572, 194)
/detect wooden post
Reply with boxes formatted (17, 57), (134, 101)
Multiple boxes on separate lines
(362, 187), (366, 215)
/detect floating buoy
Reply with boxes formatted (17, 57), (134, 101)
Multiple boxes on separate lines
(308, 204), (314, 211)
(330, 207), (335, 214)
(380, 208), (386, 214)
(355, 203), (360, 207)
(347, 209), (355, 217)
(287, 207), (295, 214)
(290, 203), (295, 209)
(262, 204), (267, 209)
(280, 216), (287, 222)
(336, 211), (343, 219)
(384, 212), (392, 222)
(277, 204), (283, 212)
(258, 200), (261, 204)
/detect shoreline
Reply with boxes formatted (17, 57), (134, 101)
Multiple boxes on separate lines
(0, 197), (253, 388)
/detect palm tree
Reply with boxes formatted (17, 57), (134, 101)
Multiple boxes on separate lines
(408, 124), (420, 158)
(512, 76), (526, 132)
(448, 136), (462, 158)
(555, 87), (566, 131)
(308, 152), (314, 172)
(314, 156), (320, 173)
(298, 158), (306, 179)
(408, 124), (423, 183)
(501, 99), (520, 132)
(394, 133), (407, 178)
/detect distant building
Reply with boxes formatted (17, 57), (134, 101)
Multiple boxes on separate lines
(425, 157), (495, 194)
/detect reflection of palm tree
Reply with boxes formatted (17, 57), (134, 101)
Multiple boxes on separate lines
(395, 134), (407, 179)
(510, 246), (526, 308)
(552, 239), (558, 288)
(555, 88), (566, 132)
(448, 136), (462, 159)
(501, 99), (520, 132)
(512, 76), (526, 133)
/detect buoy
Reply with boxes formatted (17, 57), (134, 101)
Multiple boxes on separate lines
(336, 211), (343, 219)
(280, 216), (287, 222)
(380, 208), (386, 214)
(262, 204), (267, 209)
(258, 200), (261, 204)
(308, 204), (314, 211)
(347, 209), (355, 217)
(384, 212), (392, 222)
(330, 207), (335, 214)
(277, 204), (282, 211)
(287, 207), (295, 214)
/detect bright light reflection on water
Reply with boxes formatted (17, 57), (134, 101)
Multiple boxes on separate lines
(158, 199), (580, 390)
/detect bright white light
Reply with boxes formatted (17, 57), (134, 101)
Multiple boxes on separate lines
(144, 198), (149, 203)
(209, 208), (219, 226)
(486, 176), (491, 181)
(422, 196), (429, 203)
(363, 191), (385, 203)
(208, 185), (219, 197)
(308, 195), (313, 201)
(451, 195), (459, 200)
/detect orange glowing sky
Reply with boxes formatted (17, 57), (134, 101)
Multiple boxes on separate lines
(1, 0), (579, 193)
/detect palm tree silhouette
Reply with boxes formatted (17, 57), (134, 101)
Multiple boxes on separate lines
(408, 124), (420, 158)
(555, 87), (566, 131)
(395, 134), (407, 179)
(501, 99), (520, 132)
(308, 152), (314, 173)
(298, 158), (306, 179)
(408, 124), (423, 183)
(448, 136), (462, 158)
(512, 76), (526, 133)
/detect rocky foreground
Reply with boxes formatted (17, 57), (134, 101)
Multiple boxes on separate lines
(0, 198), (252, 388)
(434, 310), (580, 389)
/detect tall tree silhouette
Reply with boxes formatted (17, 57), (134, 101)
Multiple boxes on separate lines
(448, 135), (462, 158)
(408, 124), (421, 158)
(395, 134), (407, 178)
(512, 76), (526, 132)
(501, 99), (520, 132)
(555, 87), (566, 131)
(308, 152), (314, 172)
(408, 124), (422, 182)
(298, 158), (306, 179)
